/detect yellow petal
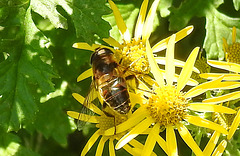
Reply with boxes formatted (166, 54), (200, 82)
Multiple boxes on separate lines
(227, 109), (240, 140)
(103, 106), (148, 136)
(185, 115), (228, 135)
(72, 93), (103, 115)
(177, 124), (204, 156)
(142, 123), (160, 156)
(73, 42), (96, 51)
(200, 73), (240, 80)
(203, 131), (220, 156)
(134, 0), (149, 40)
(73, 42), (115, 52)
(130, 147), (157, 156)
(166, 125), (178, 156)
(67, 111), (99, 123)
(122, 143), (138, 156)
(108, 0), (131, 42)
(102, 37), (122, 48)
(232, 26), (236, 43)
(129, 139), (144, 149)
(222, 38), (228, 53)
(155, 134), (168, 155)
(208, 60), (240, 73)
(138, 74), (159, 89)
(109, 138), (116, 156)
(115, 117), (153, 150)
(166, 34), (176, 86)
(77, 68), (92, 82)
(129, 92), (144, 105)
(177, 47), (199, 91)
(142, 0), (160, 42)
(129, 140), (158, 155)
(159, 69), (199, 86)
(72, 92), (85, 104)
(188, 103), (236, 114)
(155, 57), (200, 73)
(211, 140), (227, 156)
(96, 137), (108, 156)
(203, 91), (240, 103)
(129, 139), (158, 156)
(146, 40), (164, 86)
(152, 26), (194, 52)
(81, 129), (100, 156)
(185, 76), (240, 98)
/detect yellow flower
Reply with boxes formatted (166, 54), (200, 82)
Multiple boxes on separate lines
(103, 35), (237, 156)
(223, 27), (240, 64)
(67, 93), (155, 156)
(73, 0), (195, 81)
(200, 29), (240, 141)
(200, 60), (240, 141)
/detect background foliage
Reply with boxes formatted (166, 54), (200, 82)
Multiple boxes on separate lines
(0, 0), (240, 155)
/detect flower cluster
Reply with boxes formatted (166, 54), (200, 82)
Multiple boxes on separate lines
(68, 0), (240, 155)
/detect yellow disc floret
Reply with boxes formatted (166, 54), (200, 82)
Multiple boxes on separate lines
(147, 86), (188, 127)
(116, 38), (150, 75)
(226, 42), (240, 64)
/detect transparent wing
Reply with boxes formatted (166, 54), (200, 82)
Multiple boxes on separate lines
(77, 81), (101, 130)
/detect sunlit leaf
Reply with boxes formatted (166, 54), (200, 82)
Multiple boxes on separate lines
(0, 2), (57, 132)
(72, 0), (112, 44)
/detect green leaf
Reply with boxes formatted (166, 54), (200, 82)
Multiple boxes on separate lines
(204, 7), (240, 60)
(233, 0), (240, 11)
(225, 132), (240, 155)
(0, 131), (21, 155)
(33, 96), (75, 146)
(30, 0), (72, 29)
(0, 130), (39, 156)
(72, 0), (112, 44)
(30, 0), (111, 44)
(158, 0), (173, 17)
(0, 3), (58, 132)
(169, 0), (224, 31)
(168, 0), (240, 60)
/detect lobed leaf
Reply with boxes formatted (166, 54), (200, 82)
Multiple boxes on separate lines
(0, 130), (40, 156)
(169, 0), (240, 60)
(0, 3), (58, 132)
(33, 97), (74, 145)
(204, 7), (240, 59)
(72, 0), (112, 44)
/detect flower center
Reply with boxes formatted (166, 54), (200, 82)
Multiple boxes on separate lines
(226, 43), (240, 64)
(116, 38), (150, 75)
(147, 86), (188, 128)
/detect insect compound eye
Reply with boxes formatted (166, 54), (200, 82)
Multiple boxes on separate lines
(102, 48), (114, 55)
(97, 48), (114, 56)
(91, 48), (114, 64)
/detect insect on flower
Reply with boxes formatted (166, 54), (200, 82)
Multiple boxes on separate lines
(91, 48), (131, 115)
(77, 47), (137, 131)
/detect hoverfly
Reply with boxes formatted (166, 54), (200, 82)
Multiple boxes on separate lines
(90, 47), (131, 116)
(77, 48), (132, 131)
